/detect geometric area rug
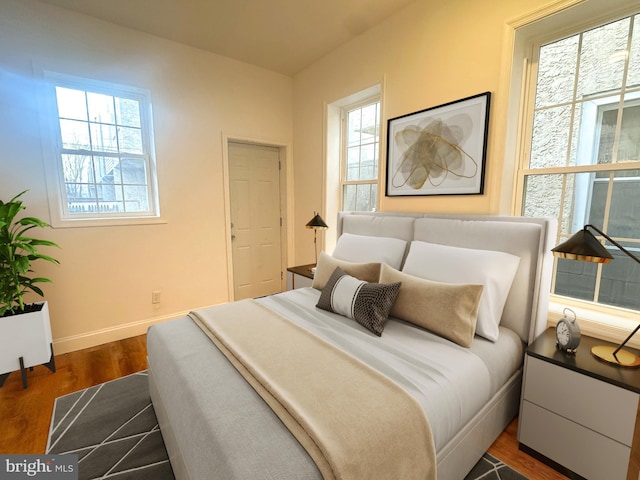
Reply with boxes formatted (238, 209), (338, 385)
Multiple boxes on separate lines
(46, 371), (528, 480)
(46, 371), (173, 480)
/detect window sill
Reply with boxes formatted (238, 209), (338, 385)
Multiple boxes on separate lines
(547, 298), (640, 349)
(50, 216), (167, 229)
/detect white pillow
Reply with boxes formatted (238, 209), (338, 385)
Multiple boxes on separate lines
(332, 233), (407, 270)
(402, 241), (520, 342)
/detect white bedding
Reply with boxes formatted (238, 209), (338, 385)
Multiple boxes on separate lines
(258, 287), (524, 450)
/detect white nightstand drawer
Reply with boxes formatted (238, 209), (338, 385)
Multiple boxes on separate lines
(523, 356), (638, 446)
(520, 401), (630, 480)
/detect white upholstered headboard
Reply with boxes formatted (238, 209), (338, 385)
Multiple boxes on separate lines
(335, 212), (557, 345)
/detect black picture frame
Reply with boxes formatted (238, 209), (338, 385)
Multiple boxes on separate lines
(385, 92), (491, 197)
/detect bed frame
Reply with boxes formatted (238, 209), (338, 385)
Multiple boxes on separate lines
(148, 212), (557, 479)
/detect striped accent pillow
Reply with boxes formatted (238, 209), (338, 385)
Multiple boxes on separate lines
(316, 267), (401, 336)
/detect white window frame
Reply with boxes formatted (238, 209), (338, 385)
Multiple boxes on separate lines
(339, 96), (381, 212)
(324, 84), (382, 253)
(514, 10), (640, 338)
(40, 71), (162, 228)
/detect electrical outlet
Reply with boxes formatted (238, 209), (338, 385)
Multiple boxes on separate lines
(152, 291), (161, 304)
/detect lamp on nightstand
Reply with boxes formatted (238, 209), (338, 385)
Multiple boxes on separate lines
(305, 212), (328, 266)
(552, 224), (640, 368)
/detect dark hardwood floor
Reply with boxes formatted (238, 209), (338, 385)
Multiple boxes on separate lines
(0, 334), (567, 479)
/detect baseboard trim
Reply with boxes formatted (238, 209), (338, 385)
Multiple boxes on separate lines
(52, 307), (218, 354)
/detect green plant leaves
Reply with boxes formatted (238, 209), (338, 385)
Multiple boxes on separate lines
(0, 191), (60, 317)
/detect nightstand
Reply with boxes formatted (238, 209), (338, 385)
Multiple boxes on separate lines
(286, 264), (315, 290)
(518, 328), (640, 480)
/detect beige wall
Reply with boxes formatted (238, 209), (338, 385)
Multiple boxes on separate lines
(0, 0), (293, 352)
(291, 0), (631, 264)
(2, 0), (634, 352)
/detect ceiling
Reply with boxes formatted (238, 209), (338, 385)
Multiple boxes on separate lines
(36, 0), (416, 76)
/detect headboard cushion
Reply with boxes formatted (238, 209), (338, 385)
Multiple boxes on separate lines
(340, 215), (415, 242)
(336, 212), (557, 344)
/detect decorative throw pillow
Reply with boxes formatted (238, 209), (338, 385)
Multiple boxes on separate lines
(332, 233), (408, 270)
(316, 267), (401, 336)
(379, 264), (483, 348)
(402, 241), (520, 342)
(311, 252), (381, 290)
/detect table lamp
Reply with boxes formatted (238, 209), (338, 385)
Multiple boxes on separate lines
(305, 212), (328, 265)
(551, 224), (640, 367)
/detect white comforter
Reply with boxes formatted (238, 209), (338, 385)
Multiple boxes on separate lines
(258, 287), (524, 450)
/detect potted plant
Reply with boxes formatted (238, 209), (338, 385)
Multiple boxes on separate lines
(0, 190), (60, 389)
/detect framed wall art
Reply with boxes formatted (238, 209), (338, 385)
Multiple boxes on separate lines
(385, 92), (490, 197)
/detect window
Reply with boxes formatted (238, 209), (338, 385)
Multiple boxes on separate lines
(519, 13), (640, 312)
(43, 73), (159, 225)
(341, 99), (380, 212)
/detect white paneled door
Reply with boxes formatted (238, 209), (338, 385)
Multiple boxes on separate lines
(229, 142), (282, 300)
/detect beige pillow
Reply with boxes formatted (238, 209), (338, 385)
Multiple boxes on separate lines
(312, 252), (381, 290)
(379, 264), (483, 348)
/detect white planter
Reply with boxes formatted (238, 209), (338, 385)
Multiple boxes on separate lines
(0, 301), (53, 375)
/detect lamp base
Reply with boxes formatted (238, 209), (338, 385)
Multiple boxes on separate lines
(591, 345), (640, 368)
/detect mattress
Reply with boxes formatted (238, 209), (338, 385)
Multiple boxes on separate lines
(147, 287), (524, 479)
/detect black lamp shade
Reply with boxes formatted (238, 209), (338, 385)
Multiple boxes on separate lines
(306, 213), (328, 229)
(551, 228), (613, 264)
(551, 224), (640, 368)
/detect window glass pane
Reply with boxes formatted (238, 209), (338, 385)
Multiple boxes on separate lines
(348, 109), (361, 146)
(577, 17), (630, 97)
(59, 119), (91, 150)
(588, 176), (607, 229)
(87, 92), (116, 125)
(118, 126), (143, 154)
(55, 87), (87, 121)
(65, 183), (96, 209)
(93, 157), (120, 185)
(347, 146), (360, 181)
(115, 97), (141, 127)
(62, 154), (93, 184)
(96, 184), (124, 210)
(342, 184), (356, 211)
(618, 102), (640, 161)
(356, 184), (372, 212)
(360, 104), (378, 142)
(554, 257), (598, 301)
(567, 101), (583, 166)
(596, 107), (620, 165)
(123, 185), (150, 212)
(628, 15), (640, 87)
(535, 35), (579, 108)
(371, 183), (377, 211)
(598, 241), (640, 310)
(359, 143), (376, 180)
(523, 173), (564, 219)
(530, 105), (572, 168)
(120, 158), (148, 184)
(90, 122), (118, 152)
(597, 171), (640, 238)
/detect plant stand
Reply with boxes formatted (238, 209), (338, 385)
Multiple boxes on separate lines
(0, 343), (56, 389)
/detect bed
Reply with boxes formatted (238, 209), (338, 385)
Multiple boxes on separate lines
(147, 212), (557, 480)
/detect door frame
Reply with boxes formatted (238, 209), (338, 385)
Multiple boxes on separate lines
(222, 133), (292, 302)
